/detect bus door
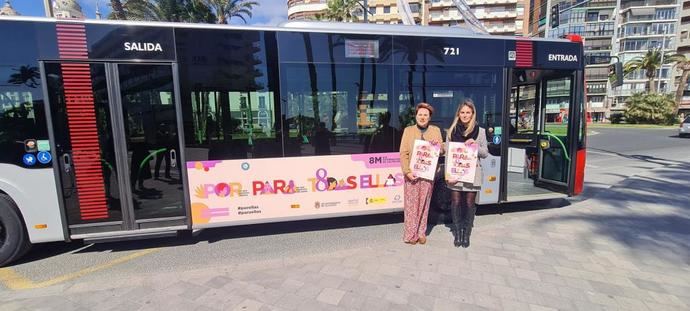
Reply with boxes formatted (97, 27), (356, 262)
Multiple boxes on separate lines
(506, 69), (576, 201)
(43, 62), (188, 237)
(537, 75), (574, 192)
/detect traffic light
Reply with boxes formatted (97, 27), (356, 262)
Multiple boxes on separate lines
(551, 4), (560, 29)
(608, 62), (623, 88)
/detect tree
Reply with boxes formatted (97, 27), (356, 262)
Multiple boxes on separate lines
(111, 0), (127, 20)
(204, 0), (258, 24)
(624, 92), (676, 125)
(623, 48), (685, 94)
(109, 0), (215, 23)
(320, 0), (360, 22)
(671, 54), (690, 116)
(8, 65), (40, 88)
(184, 0), (216, 23)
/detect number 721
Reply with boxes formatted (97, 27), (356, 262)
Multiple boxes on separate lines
(443, 47), (460, 55)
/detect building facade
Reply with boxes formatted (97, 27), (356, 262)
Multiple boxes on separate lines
(0, 0), (19, 16)
(287, 0), (328, 20)
(53, 0), (85, 19)
(529, 0), (683, 121)
(609, 0), (681, 115)
(528, 0), (616, 121)
(287, 0), (530, 36)
(677, 0), (690, 116)
(557, 0), (616, 122)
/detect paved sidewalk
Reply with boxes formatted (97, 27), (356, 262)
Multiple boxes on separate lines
(2, 164), (689, 311)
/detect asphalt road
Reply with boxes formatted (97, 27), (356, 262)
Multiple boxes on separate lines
(583, 127), (689, 200)
(3, 127), (689, 288)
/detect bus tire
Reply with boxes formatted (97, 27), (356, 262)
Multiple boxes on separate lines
(0, 194), (30, 266)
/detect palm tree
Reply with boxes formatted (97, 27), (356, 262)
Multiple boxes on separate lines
(624, 48), (685, 94)
(204, 0), (258, 24)
(109, 0), (215, 23)
(8, 66), (40, 88)
(111, 0), (127, 20)
(321, 0), (360, 22)
(184, 0), (216, 23)
(671, 55), (690, 116)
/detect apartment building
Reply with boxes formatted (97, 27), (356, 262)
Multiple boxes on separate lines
(527, 0), (616, 121)
(677, 0), (690, 116)
(287, 0), (530, 36)
(287, 0), (329, 20)
(528, 0), (683, 120)
(609, 0), (681, 114)
(427, 0), (521, 35)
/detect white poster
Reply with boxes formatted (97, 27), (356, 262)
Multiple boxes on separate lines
(445, 142), (479, 184)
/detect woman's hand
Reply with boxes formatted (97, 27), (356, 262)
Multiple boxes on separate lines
(406, 172), (418, 181)
(446, 178), (458, 184)
(465, 138), (476, 145)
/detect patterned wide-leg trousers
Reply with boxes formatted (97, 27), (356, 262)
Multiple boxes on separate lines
(403, 178), (434, 242)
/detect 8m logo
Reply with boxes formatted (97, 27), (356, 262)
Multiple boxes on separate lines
(369, 157), (383, 164)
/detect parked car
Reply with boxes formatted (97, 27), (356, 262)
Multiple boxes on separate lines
(681, 116), (690, 138)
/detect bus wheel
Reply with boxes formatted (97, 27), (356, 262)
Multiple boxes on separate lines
(0, 194), (31, 266)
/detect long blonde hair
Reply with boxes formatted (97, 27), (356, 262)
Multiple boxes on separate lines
(446, 99), (477, 142)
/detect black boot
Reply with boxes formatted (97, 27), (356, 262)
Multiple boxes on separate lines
(450, 201), (463, 247)
(462, 225), (472, 248)
(455, 225), (465, 247)
(462, 204), (476, 248)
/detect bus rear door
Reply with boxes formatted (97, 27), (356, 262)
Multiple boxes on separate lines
(43, 62), (189, 238)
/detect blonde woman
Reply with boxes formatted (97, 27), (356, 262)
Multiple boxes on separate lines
(399, 103), (443, 245)
(446, 99), (488, 248)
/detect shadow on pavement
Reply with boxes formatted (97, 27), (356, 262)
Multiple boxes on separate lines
(19, 195), (575, 264)
(426, 197), (572, 237)
(537, 164), (690, 266)
(589, 147), (689, 166)
(20, 212), (406, 259)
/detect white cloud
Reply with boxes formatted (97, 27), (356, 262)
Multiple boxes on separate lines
(251, 16), (287, 27)
(251, 0), (288, 25)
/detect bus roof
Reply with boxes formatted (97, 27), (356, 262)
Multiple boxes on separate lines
(0, 15), (572, 43)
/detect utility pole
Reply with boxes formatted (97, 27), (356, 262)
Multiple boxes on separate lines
(43, 0), (53, 17)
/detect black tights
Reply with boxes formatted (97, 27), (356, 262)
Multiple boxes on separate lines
(450, 191), (477, 228)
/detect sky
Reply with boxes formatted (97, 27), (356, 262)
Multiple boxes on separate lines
(11, 0), (289, 26)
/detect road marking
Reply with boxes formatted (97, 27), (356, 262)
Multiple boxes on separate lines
(0, 269), (34, 290)
(0, 248), (159, 290)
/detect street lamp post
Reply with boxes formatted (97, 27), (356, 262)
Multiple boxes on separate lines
(354, 0), (370, 23)
(363, 0), (368, 23)
(43, 0), (53, 17)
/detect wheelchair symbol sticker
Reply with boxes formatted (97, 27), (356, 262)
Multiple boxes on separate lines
(37, 151), (52, 164)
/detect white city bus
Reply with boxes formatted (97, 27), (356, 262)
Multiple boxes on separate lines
(0, 16), (586, 265)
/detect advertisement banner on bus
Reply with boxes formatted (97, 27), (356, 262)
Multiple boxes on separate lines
(186, 153), (405, 227)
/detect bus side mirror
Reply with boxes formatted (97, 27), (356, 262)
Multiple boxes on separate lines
(608, 62), (623, 88)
